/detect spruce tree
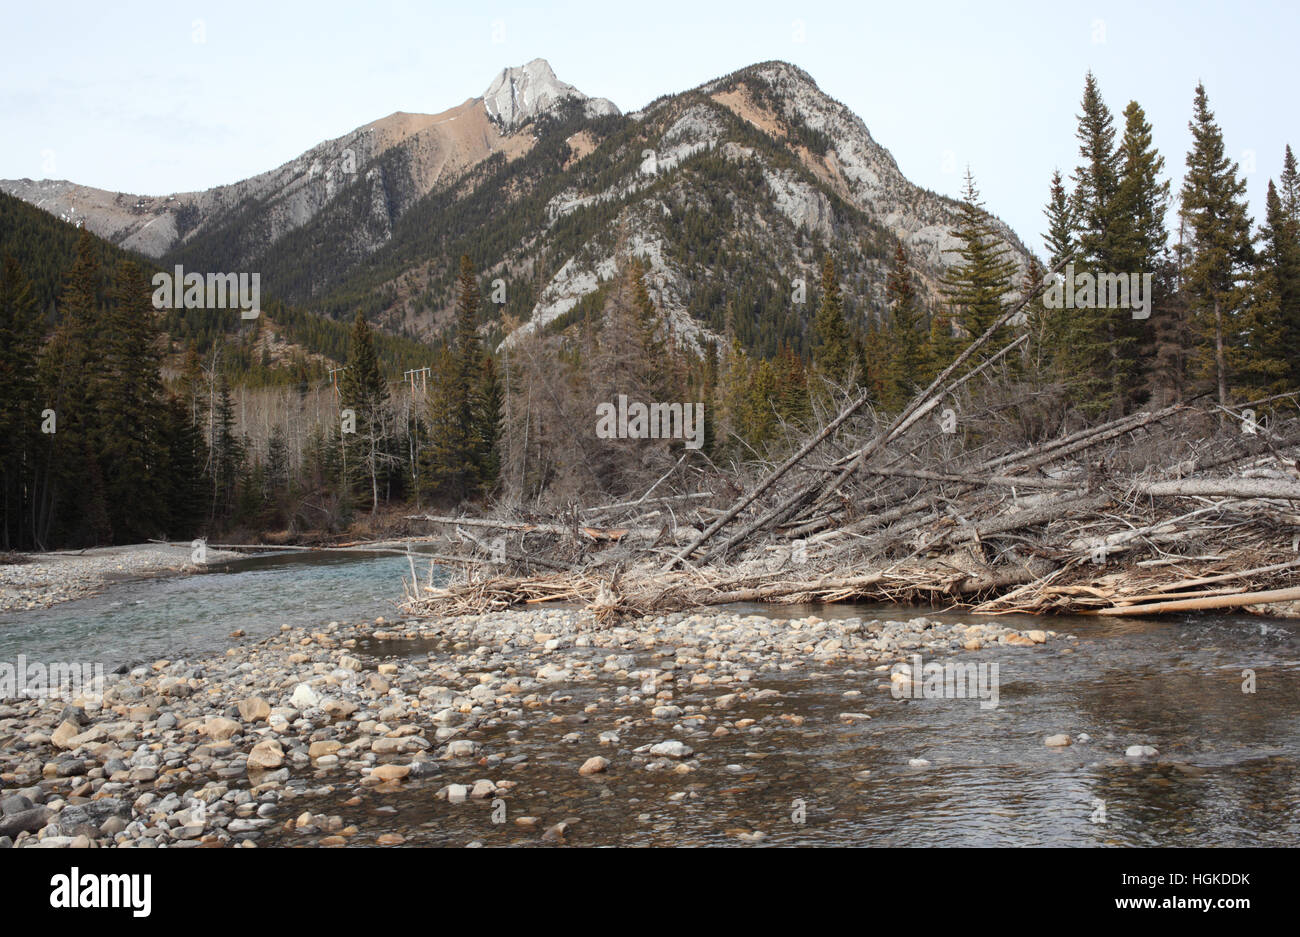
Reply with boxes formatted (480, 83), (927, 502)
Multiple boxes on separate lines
(884, 243), (924, 408)
(939, 169), (1017, 356)
(1240, 180), (1294, 400)
(1067, 74), (1130, 417)
(37, 228), (111, 545)
(1179, 82), (1255, 411)
(0, 256), (42, 548)
(1032, 171), (1075, 383)
(1271, 146), (1300, 384)
(100, 260), (166, 541)
(813, 255), (853, 387)
(424, 256), (493, 502)
(341, 310), (391, 515)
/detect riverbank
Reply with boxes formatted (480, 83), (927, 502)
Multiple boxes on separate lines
(0, 606), (1059, 848)
(0, 544), (245, 613)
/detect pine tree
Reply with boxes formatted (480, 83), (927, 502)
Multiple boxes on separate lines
(1065, 74), (1131, 418)
(1239, 180), (1295, 400)
(472, 353), (503, 490)
(424, 256), (494, 502)
(940, 169), (1017, 354)
(813, 255), (854, 387)
(1180, 82), (1255, 411)
(99, 260), (166, 541)
(341, 310), (391, 515)
(210, 375), (244, 525)
(884, 243), (924, 408)
(159, 394), (209, 538)
(1271, 146), (1300, 385)
(37, 229), (111, 546)
(0, 256), (42, 548)
(1112, 100), (1170, 409)
(1043, 169), (1077, 269)
(1031, 171), (1075, 383)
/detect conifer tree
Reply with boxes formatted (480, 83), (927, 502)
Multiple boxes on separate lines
(423, 256), (497, 502)
(99, 261), (166, 541)
(210, 374), (244, 525)
(0, 256), (42, 548)
(37, 228), (111, 545)
(940, 169), (1016, 356)
(341, 310), (391, 515)
(1066, 74), (1131, 417)
(1179, 82), (1255, 411)
(1030, 171), (1075, 383)
(159, 394), (208, 538)
(1113, 100), (1170, 409)
(1271, 146), (1300, 384)
(884, 243), (924, 408)
(1240, 180), (1294, 400)
(813, 255), (853, 387)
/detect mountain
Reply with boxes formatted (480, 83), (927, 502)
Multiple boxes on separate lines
(2, 59), (1031, 361)
(0, 58), (615, 266)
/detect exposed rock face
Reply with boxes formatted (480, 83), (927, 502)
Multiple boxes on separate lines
(483, 58), (618, 131)
(504, 61), (1030, 355)
(0, 59), (608, 265)
(3, 58), (1033, 360)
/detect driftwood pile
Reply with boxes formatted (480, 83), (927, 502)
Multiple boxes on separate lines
(401, 278), (1300, 621)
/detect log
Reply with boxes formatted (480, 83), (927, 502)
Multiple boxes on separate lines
(858, 467), (1083, 490)
(1158, 557), (1300, 591)
(1139, 478), (1300, 500)
(946, 494), (1110, 544)
(661, 388), (874, 570)
(1091, 586), (1300, 615)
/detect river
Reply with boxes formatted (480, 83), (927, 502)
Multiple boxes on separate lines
(1, 553), (1296, 846)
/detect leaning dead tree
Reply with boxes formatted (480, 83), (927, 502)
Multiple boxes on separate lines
(399, 260), (1300, 621)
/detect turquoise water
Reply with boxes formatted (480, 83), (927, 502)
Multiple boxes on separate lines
(0, 550), (446, 668)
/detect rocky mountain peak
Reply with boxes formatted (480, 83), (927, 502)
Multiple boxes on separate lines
(482, 58), (618, 130)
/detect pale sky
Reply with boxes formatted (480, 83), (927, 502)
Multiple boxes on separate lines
(2, 0), (1295, 255)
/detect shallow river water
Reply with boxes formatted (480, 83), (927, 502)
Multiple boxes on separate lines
(285, 603), (1299, 847)
(3, 554), (1297, 846)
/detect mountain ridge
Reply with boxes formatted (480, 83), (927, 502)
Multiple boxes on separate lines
(2, 58), (1033, 361)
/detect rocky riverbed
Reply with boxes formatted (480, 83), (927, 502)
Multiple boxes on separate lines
(0, 605), (1068, 847)
(0, 544), (242, 612)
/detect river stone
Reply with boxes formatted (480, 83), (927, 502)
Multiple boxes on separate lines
(57, 705), (89, 727)
(322, 699), (357, 718)
(1125, 745), (1158, 758)
(237, 697), (271, 722)
(579, 756), (609, 775)
(445, 740), (478, 758)
(649, 741), (693, 758)
(309, 740), (342, 759)
(290, 684), (320, 709)
(446, 784), (468, 804)
(1044, 734), (1072, 747)
(247, 740), (284, 770)
(371, 764), (410, 781)
(1, 794), (34, 816)
(50, 720), (82, 750)
(204, 717), (241, 740)
(0, 806), (50, 838)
